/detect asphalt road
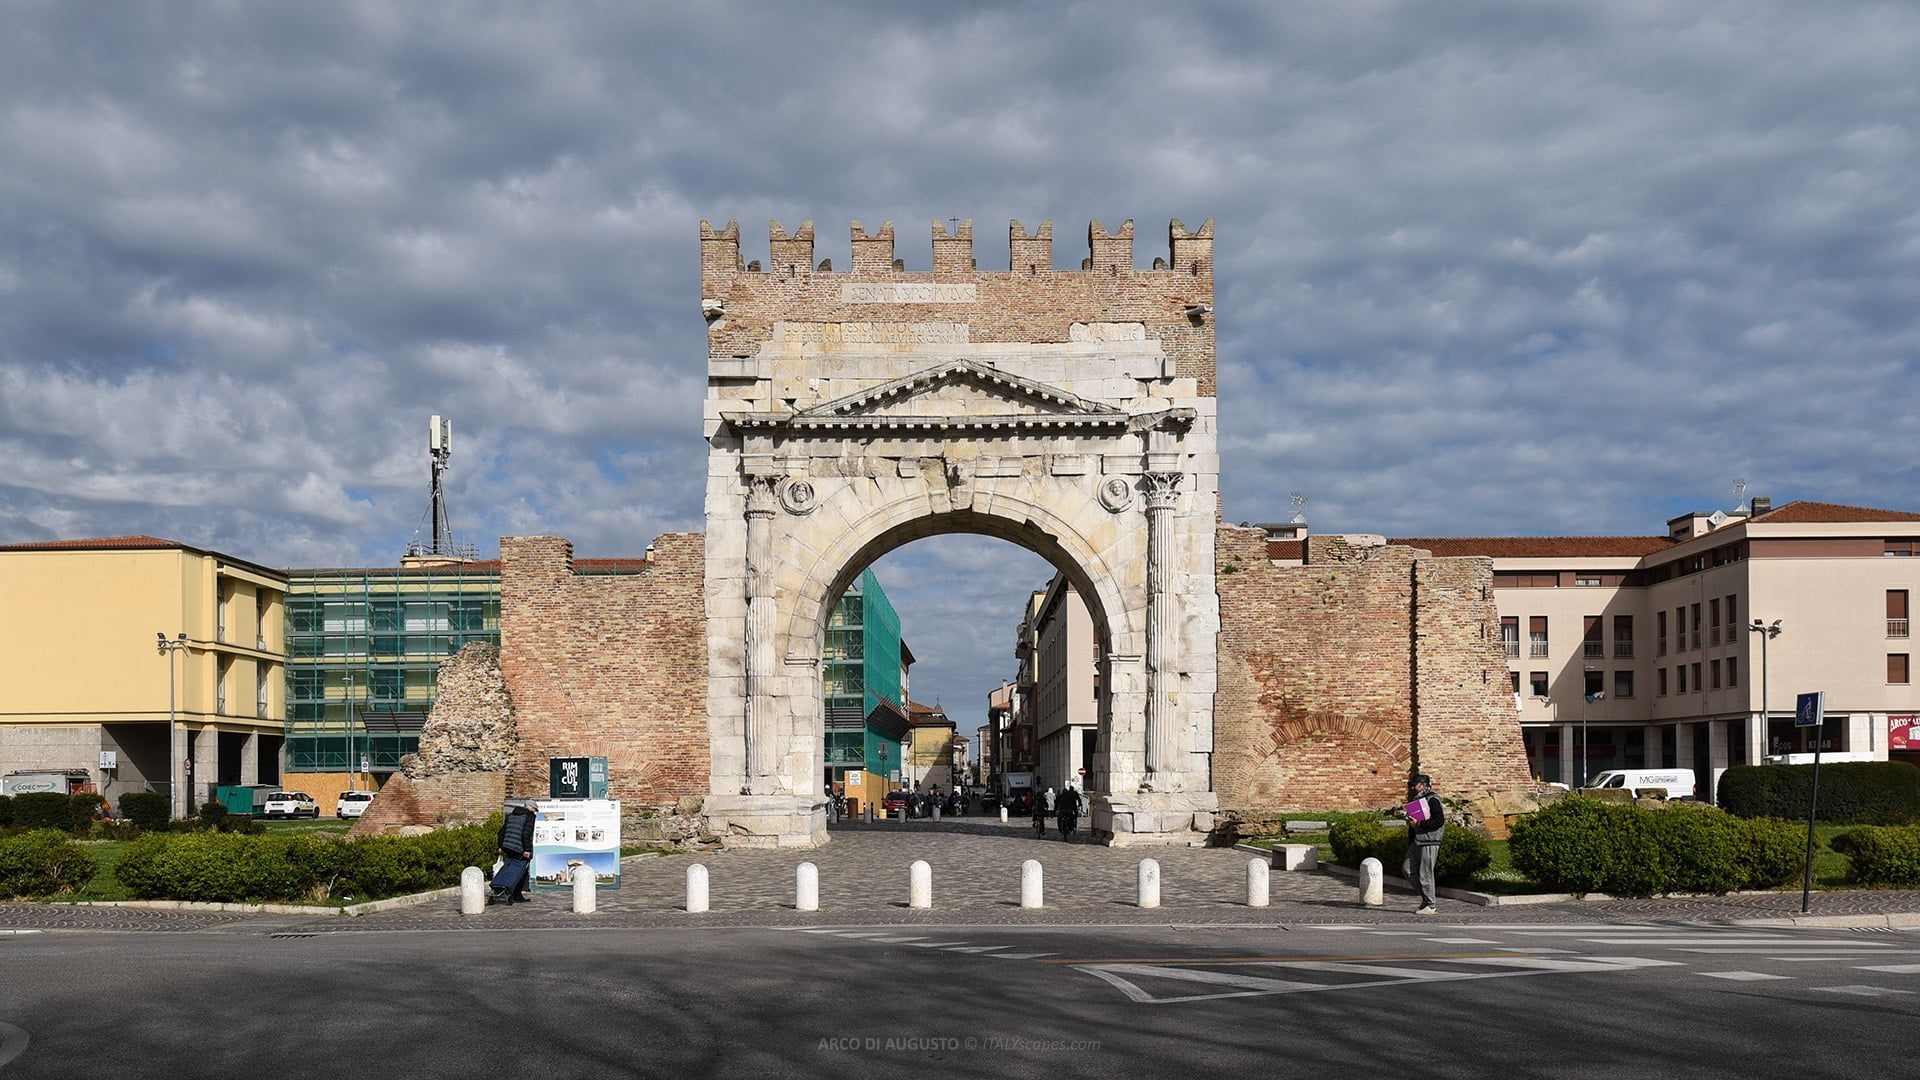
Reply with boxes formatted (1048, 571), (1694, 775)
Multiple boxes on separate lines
(3, 920), (1917, 1078)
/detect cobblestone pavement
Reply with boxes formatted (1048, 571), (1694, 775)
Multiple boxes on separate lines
(5, 817), (1917, 934)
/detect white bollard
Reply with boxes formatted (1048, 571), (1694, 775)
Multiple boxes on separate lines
(863, 806), (873, 824)
(1138, 858), (1161, 909)
(686, 863), (709, 913)
(1021, 859), (1044, 909)
(1359, 857), (1385, 907)
(1246, 858), (1270, 908)
(897, 803), (907, 824)
(932, 804), (941, 821)
(797, 861), (820, 912)
(572, 864), (596, 914)
(909, 860), (932, 909)
(460, 866), (485, 915)
(999, 806), (1008, 824)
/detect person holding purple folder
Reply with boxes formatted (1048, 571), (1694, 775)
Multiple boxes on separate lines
(1402, 774), (1445, 914)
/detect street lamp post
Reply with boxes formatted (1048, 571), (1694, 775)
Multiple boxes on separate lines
(1750, 618), (1783, 755)
(1582, 681), (1605, 788)
(156, 632), (189, 819)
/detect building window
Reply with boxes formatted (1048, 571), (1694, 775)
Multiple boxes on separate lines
(1710, 659), (1721, 690)
(1886, 539), (1918, 556)
(1676, 607), (1687, 651)
(1691, 662), (1702, 692)
(1891, 590), (1910, 639)
(257, 668), (270, 718)
(1726, 594), (1738, 637)
(1690, 604), (1701, 649)
(1677, 665), (1688, 694)
(217, 586), (229, 643)
(1658, 668), (1669, 696)
(1530, 616), (1549, 658)
(1529, 671), (1549, 697)
(1501, 616), (1520, 658)
(1709, 598), (1721, 645)
(1893, 654), (1912, 685)
(1509, 672), (1520, 695)
(1657, 610), (1667, 656)
(1583, 616), (1603, 659)
(1613, 614), (1633, 658)
(1614, 670), (1635, 698)
(1575, 576), (1601, 587)
(1584, 669), (1604, 697)
(1728, 656), (1739, 687)
(216, 657), (229, 714)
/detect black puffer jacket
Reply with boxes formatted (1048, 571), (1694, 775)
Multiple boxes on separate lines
(497, 806), (536, 857)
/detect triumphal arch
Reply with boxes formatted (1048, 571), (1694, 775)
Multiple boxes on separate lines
(698, 218), (1222, 846)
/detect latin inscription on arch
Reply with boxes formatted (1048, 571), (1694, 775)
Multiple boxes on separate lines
(841, 283), (977, 304)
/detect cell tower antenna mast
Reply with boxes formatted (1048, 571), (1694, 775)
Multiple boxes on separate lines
(428, 415), (452, 555)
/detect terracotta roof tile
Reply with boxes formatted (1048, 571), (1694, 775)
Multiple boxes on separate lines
(1391, 536), (1675, 558)
(0, 535), (182, 551)
(1749, 500), (1920, 524)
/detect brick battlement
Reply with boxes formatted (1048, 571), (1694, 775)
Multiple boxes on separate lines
(700, 217), (1214, 278)
(700, 217), (1218, 393)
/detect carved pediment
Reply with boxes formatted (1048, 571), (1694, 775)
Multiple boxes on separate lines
(727, 359), (1131, 432)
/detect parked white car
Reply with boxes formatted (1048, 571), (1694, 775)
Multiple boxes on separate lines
(262, 791), (319, 818)
(336, 791), (376, 819)
(1584, 769), (1697, 800)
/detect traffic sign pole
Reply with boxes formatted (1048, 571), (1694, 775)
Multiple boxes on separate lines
(1795, 691), (1825, 914)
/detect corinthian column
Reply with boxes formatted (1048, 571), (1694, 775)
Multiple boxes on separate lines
(743, 473), (782, 793)
(1142, 470), (1184, 780)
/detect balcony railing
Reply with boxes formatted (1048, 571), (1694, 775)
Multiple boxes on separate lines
(1583, 641), (1604, 659)
(1657, 638), (1667, 655)
(1502, 641), (1520, 658)
(1530, 641), (1550, 658)
(1892, 618), (1911, 639)
(1614, 641), (1634, 658)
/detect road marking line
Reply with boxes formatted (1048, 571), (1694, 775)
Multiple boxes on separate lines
(862, 936), (930, 943)
(1074, 954), (1663, 1005)
(943, 945), (1013, 953)
(1432, 956), (1680, 972)
(1499, 947), (1578, 954)
(1817, 985), (1915, 996)
(822, 931), (908, 938)
(1770, 956), (1906, 962)
(1855, 963), (1920, 973)
(1578, 938), (1885, 946)
(1363, 931), (1434, 937)
(990, 952), (1058, 960)
(1426, 937), (1498, 944)
(1674, 945), (1899, 954)
(1699, 971), (1791, 981)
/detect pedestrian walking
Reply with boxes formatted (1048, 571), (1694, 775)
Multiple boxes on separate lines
(489, 801), (537, 906)
(1402, 773), (1445, 914)
(1031, 782), (1049, 838)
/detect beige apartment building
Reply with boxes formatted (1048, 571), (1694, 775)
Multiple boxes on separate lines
(0, 536), (287, 817)
(1270, 499), (1920, 801)
(1031, 572), (1100, 793)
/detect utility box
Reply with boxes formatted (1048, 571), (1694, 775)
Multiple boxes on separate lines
(548, 756), (609, 800)
(2, 770), (95, 796)
(212, 785), (271, 817)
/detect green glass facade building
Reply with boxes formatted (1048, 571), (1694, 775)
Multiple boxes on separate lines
(823, 568), (908, 787)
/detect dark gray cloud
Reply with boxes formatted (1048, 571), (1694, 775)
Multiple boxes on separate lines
(3, 1), (1916, 731)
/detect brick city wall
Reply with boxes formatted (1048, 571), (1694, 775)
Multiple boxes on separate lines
(499, 533), (709, 809)
(1213, 526), (1532, 812)
(700, 218), (1217, 393)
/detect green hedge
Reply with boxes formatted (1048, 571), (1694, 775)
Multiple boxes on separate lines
(0, 794), (12, 828)
(1510, 797), (1807, 897)
(1328, 815), (1491, 886)
(0, 830), (100, 899)
(113, 817), (501, 904)
(119, 792), (170, 832)
(9, 792), (73, 831)
(1830, 826), (1920, 887)
(1718, 762), (1920, 824)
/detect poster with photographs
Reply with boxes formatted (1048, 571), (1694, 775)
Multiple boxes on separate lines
(531, 798), (622, 890)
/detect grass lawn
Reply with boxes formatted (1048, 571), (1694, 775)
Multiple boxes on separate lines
(70, 839), (133, 901)
(259, 818), (353, 835)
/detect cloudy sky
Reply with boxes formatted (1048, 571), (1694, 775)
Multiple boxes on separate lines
(4, 2), (1917, 735)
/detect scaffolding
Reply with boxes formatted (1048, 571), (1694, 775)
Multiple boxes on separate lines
(283, 563), (501, 774)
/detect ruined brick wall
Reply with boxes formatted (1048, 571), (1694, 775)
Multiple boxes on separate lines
(499, 533), (709, 809)
(348, 772), (506, 836)
(406, 642), (515, 777)
(1214, 525), (1532, 812)
(700, 218), (1217, 393)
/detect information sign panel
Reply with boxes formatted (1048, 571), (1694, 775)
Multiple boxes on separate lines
(531, 798), (621, 891)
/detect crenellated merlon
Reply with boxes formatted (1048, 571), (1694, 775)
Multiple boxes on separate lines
(696, 218), (1213, 278)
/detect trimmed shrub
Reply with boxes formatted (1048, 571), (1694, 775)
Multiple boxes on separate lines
(68, 793), (106, 833)
(119, 792), (170, 832)
(112, 819), (499, 904)
(197, 801), (229, 830)
(1328, 814), (1490, 886)
(10, 792), (73, 831)
(1719, 762), (1920, 824)
(0, 794), (12, 828)
(1831, 826), (1920, 887)
(0, 830), (100, 898)
(1512, 796), (1812, 896)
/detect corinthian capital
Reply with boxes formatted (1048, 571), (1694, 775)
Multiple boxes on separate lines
(1141, 471), (1184, 511)
(745, 473), (783, 516)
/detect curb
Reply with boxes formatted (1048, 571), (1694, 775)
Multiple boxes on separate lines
(1315, 859), (1504, 907)
(1732, 913), (1920, 929)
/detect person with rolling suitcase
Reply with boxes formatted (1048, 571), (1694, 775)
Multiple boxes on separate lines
(489, 801), (537, 906)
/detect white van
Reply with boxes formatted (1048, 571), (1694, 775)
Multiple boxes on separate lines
(1585, 769), (1697, 799)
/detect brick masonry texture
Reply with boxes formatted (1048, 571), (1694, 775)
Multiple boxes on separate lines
(349, 771), (505, 836)
(1213, 526), (1533, 814)
(499, 532), (710, 809)
(700, 218), (1218, 395)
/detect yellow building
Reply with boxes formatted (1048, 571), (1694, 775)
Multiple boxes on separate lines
(906, 700), (958, 792)
(0, 536), (287, 818)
